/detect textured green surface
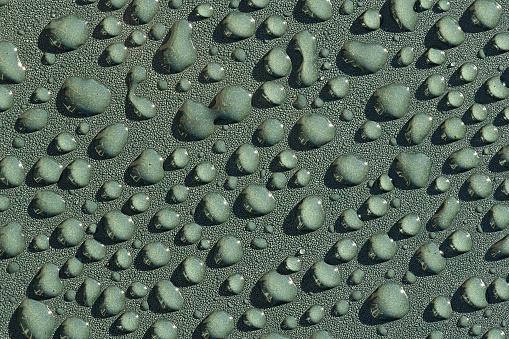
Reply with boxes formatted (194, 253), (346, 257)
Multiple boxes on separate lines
(0, 0), (508, 338)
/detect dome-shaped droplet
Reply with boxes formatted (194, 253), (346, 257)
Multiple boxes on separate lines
(94, 123), (128, 159)
(61, 77), (111, 116)
(149, 319), (178, 339)
(470, 0), (502, 30)
(466, 174), (492, 199)
(0, 222), (25, 258)
(153, 280), (184, 312)
(141, 242), (170, 269)
(435, 16), (465, 47)
(80, 278), (101, 307)
(264, 47), (291, 78)
(81, 239), (106, 262)
(181, 255), (205, 284)
(397, 214), (421, 237)
(415, 242), (446, 274)
(58, 317), (90, 339)
(256, 119), (284, 146)
(17, 108), (48, 133)
(369, 283), (409, 320)
(461, 277), (488, 310)
(295, 114), (335, 148)
(0, 155), (24, 188)
(0, 42), (26, 84)
(449, 147), (480, 171)
(200, 311), (234, 339)
(340, 208), (364, 231)
(31, 191), (65, 217)
(332, 154), (368, 186)
(128, 149), (164, 185)
(56, 218), (84, 247)
(222, 12), (256, 39)
(296, 195), (325, 232)
(341, 41), (388, 74)
(368, 233), (396, 262)
(310, 260), (341, 289)
(258, 270), (298, 305)
(213, 236), (243, 267)
(45, 15), (88, 50)
(98, 286), (125, 317)
(241, 185), (276, 216)
(102, 210), (135, 242)
(17, 298), (55, 339)
(430, 296), (452, 320)
(33, 263), (63, 299)
(111, 248), (133, 270)
(394, 152), (431, 188)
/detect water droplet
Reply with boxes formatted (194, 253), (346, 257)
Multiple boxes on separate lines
(390, 0), (418, 31)
(415, 242), (446, 274)
(470, 0), (502, 30)
(31, 190), (65, 217)
(58, 317), (90, 339)
(98, 16), (122, 38)
(128, 149), (164, 185)
(130, 0), (159, 25)
(394, 152), (431, 188)
(258, 270), (298, 305)
(341, 41), (388, 74)
(61, 77), (111, 116)
(17, 298), (55, 339)
(264, 15), (287, 37)
(200, 311), (234, 338)
(0, 41), (26, 84)
(98, 286), (125, 317)
(292, 30), (318, 87)
(33, 263), (62, 298)
(17, 108), (48, 133)
(45, 15), (88, 51)
(461, 277), (488, 309)
(369, 283), (409, 320)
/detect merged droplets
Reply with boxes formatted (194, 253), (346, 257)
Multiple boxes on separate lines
(292, 30), (318, 87)
(158, 19), (196, 73)
(33, 263), (62, 298)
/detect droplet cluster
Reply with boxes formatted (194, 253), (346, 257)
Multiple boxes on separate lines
(0, 0), (508, 338)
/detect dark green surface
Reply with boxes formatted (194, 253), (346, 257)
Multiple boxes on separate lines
(0, 0), (508, 338)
